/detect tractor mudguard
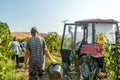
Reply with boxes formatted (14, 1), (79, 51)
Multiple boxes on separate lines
(79, 44), (104, 58)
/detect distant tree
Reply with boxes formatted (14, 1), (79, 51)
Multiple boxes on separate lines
(44, 32), (61, 53)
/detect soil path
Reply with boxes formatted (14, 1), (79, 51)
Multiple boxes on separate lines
(16, 63), (29, 80)
(16, 63), (50, 80)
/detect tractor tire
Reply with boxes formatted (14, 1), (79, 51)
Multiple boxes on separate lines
(79, 55), (99, 80)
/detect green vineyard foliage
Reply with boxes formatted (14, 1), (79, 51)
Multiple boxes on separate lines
(0, 21), (13, 80)
(97, 33), (120, 79)
(44, 32), (61, 53)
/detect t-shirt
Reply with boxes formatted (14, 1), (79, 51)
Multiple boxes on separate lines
(10, 41), (22, 55)
(26, 36), (46, 67)
(20, 42), (26, 48)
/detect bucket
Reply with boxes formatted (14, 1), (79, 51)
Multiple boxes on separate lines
(19, 56), (24, 63)
(47, 63), (63, 80)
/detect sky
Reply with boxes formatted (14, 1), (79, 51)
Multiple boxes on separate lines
(0, 0), (120, 34)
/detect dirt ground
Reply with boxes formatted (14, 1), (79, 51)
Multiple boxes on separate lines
(15, 63), (29, 80)
(16, 63), (51, 80)
(16, 64), (108, 80)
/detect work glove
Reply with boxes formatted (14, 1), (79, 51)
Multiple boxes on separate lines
(23, 63), (27, 69)
(51, 59), (59, 64)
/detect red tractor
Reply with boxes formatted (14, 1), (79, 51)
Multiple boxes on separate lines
(60, 19), (119, 79)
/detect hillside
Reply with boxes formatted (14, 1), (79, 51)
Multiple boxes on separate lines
(11, 32), (46, 39)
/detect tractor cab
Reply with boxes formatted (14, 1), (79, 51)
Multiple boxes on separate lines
(61, 19), (119, 65)
(60, 19), (119, 79)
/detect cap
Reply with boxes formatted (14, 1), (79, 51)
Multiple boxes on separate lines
(31, 27), (39, 33)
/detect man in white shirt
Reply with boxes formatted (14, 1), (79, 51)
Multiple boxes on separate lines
(10, 37), (22, 67)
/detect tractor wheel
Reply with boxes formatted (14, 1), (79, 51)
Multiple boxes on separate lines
(79, 55), (99, 80)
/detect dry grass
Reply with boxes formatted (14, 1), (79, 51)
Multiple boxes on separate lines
(11, 32), (46, 39)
